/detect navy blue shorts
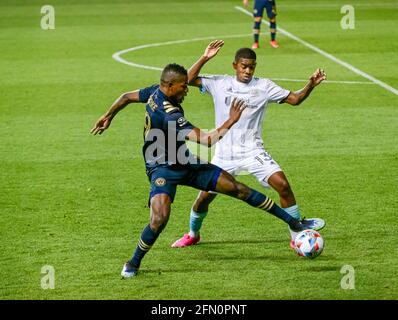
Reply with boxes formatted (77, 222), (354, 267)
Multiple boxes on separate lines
(147, 163), (223, 204)
(253, 0), (277, 19)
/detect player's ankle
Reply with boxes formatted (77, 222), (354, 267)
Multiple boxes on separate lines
(189, 231), (200, 238)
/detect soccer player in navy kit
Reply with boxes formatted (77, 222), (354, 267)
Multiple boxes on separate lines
(243, 0), (279, 49)
(91, 63), (316, 277)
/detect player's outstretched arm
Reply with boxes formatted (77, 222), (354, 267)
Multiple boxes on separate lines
(188, 40), (224, 87)
(186, 98), (246, 146)
(284, 68), (326, 106)
(90, 90), (142, 135)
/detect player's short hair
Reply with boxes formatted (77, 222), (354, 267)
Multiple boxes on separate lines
(234, 48), (257, 62)
(161, 63), (187, 84)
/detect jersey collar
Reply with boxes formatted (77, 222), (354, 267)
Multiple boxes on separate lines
(233, 76), (255, 87)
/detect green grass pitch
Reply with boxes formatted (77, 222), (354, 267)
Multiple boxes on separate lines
(1, 0), (397, 300)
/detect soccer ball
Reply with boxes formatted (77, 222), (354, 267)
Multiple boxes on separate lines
(294, 229), (324, 259)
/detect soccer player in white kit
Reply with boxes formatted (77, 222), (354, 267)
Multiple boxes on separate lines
(172, 40), (326, 249)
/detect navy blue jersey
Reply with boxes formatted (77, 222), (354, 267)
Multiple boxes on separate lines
(137, 85), (222, 204)
(138, 84), (159, 103)
(142, 86), (195, 170)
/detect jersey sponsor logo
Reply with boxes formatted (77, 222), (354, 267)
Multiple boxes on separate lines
(226, 96), (251, 106)
(225, 95), (257, 109)
(154, 177), (166, 187)
(250, 89), (260, 97)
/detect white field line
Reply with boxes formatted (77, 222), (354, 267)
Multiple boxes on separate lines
(112, 33), (251, 71)
(277, 3), (398, 9)
(112, 35), (373, 85)
(235, 6), (398, 96)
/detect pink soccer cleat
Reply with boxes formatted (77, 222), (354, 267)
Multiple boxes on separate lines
(171, 234), (200, 248)
(251, 42), (259, 49)
(270, 40), (279, 48)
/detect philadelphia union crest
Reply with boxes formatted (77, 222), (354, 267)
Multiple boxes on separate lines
(154, 177), (166, 187)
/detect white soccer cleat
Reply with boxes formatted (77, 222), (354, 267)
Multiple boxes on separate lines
(121, 262), (138, 278)
(304, 217), (326, 231)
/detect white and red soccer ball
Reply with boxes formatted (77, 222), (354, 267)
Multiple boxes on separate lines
(294, 229), (324, 259)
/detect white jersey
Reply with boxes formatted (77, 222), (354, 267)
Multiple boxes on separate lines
(200, 75), (290, 160)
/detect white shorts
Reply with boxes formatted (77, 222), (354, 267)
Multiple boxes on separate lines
(211, 150), (282, 189)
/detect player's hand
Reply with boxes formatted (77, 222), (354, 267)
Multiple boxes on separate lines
(229, 98), (247, 123)
(90, 115), (112, 135)
(310, 68), (327, 86)
(243, 0), (249, 8)
(203, 40), (224, 60)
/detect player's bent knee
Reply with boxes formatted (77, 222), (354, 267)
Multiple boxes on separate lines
(277, 180), (293, 197)
(235, 182), (251, 200)
(150, 194), (171, 232)
(225, 181), (251, 200)
(215, 171), (250, 198)
(254, 16), (262, 22)
(150, 212), (169, 232)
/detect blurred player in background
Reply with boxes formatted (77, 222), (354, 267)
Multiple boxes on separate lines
(171, 40), (327, 250)
(243, 0), (279, 49)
